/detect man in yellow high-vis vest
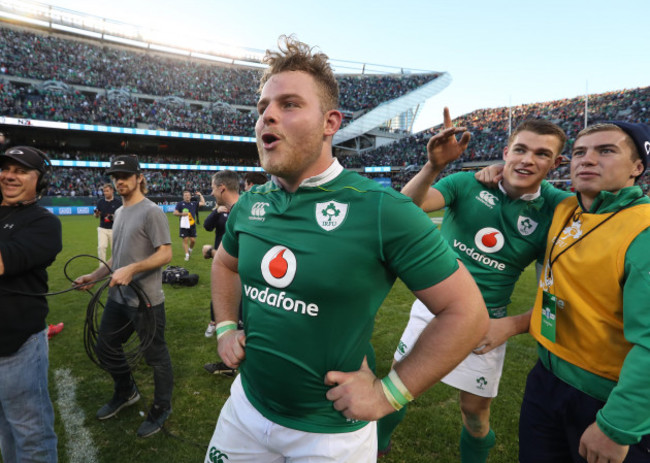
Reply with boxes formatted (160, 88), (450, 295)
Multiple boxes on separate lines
(521, 121), (650, 463)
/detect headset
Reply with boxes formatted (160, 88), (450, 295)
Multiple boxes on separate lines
(34, 148), (52, 199)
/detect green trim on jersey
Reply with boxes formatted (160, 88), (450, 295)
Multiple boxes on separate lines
(434, 172), (571, 313)
(222, 167), (459, 433)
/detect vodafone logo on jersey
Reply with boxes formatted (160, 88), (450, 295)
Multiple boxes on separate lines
(261, 245), (297, 288)
(247, 245), (319, 317)
(474, 227), (505, 253)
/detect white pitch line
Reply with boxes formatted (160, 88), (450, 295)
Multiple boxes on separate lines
(54, 368), (99, 463)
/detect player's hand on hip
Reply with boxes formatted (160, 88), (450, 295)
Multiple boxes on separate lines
(324, 356), (394, 421)
(202, 245), (214, 259)
(579, 422), (629, 463)
(217, 330), (246, 368)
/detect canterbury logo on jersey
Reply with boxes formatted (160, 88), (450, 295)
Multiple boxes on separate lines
(244, 245), (320, 317)
(451, 227), (506, 271)
(249, 202), (269, 221)
(476, 191), (498, 208)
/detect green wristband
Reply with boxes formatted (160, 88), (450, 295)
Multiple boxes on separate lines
(216, 321), (237, 340)
(381, 369), (414, 410)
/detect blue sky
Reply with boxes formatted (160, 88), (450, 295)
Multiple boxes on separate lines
(44, 0), (650, 132)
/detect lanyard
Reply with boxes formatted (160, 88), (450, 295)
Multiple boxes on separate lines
(546, 197), (641, 278)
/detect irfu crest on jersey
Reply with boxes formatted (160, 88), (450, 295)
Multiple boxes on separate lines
(517, 215), (538, 236)
(315, 201), (348, 231)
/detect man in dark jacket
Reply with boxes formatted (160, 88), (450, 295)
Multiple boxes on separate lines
(0, 146), (62, 463)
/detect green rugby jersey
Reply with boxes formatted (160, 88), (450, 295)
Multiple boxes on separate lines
(221, 160), (458, 433)
(435, 171), (571, 313)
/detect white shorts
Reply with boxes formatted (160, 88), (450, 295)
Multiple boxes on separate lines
(394, 299), (507, 398)
(205, 375), (377, 463)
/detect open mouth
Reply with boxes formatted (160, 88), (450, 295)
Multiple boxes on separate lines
(261, 133), (280, 148)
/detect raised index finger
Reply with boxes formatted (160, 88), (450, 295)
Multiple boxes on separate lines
(443, 106), (453, 129)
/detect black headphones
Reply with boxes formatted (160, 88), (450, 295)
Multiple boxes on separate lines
(34, 148), (52, 198)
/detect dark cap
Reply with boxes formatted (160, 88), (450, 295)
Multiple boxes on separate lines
(608, 121), (650, 171)
(106, 155), (141, 175)
(0, 146), (48, 173)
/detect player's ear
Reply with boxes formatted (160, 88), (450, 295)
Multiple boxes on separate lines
(323, 110), (342, 137)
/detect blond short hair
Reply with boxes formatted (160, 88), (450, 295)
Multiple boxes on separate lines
(259, 35), (339, 112)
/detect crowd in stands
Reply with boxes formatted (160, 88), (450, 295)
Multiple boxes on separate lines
(0, 80), (257, 136)
(48, 165), (233, 197)
(46, 149), (260, 196)
(0, 25), (438, 121)
(0, 27), (259, 105)
(337, 73), (439, 111)
(339, 86), (650, 168)
(338, 86), (650, 193)
(53, 149), (256, 166)
(1, 23), (648, 196)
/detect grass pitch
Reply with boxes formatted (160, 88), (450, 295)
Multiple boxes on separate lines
(45, 213), (538, 462)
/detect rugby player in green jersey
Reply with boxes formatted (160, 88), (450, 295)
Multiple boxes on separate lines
(203, 37), (489, 462)
(378, 108), (570, 462)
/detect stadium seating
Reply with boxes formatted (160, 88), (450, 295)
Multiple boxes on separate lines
(1, 23), (649, 196)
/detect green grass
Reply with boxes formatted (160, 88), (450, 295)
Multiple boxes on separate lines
(45, 212), (538, 462)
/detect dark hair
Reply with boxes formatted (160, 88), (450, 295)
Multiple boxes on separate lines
(212, 170), (240, 192)
(244, 172), (268, 186)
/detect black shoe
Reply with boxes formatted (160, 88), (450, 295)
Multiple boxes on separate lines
(96, 387), (140, 420)
(137, 404), (171, 438)
(203, 361), (237, 377)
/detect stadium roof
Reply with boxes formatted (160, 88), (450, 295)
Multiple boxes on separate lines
(333, 73), (452, 146)
(0, 0), (453, 156)
(0, 0), (438, 75)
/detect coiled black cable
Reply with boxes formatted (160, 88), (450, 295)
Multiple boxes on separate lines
(63, 255), (157, 374)
(0, 254), (158, 373)
(2, 254), (207, 450)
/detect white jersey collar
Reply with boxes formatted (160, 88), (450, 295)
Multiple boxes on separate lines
(498, 181), (541, 201)
(271, 158), (344, 190)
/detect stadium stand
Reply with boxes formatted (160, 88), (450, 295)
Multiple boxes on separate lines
(1, 19), (649, 198)
(0, 25), (439, 122)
